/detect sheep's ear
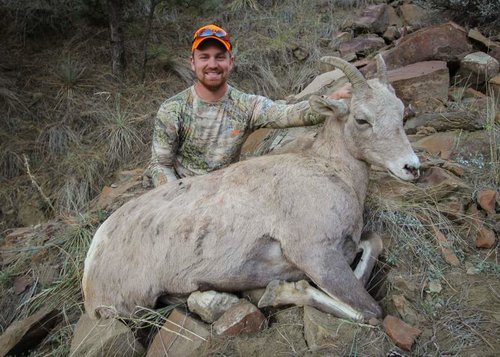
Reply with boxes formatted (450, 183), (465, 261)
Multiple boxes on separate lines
(309, 95), (349, 120)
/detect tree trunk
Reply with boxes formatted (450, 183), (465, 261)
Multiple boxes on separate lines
(108, 0), (126, 78)
(140, 0), (160, 83)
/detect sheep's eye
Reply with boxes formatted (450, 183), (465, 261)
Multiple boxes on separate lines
(355, 118), (370, 126)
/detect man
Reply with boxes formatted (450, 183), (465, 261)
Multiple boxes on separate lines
(148, 24), (351, 187)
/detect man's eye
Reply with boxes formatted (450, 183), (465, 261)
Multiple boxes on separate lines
(355, 118), (370, 126)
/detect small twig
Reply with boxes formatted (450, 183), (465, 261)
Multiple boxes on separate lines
(23, 154), (55, 212)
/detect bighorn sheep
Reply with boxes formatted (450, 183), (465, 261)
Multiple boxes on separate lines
(82, 55), (420, 322)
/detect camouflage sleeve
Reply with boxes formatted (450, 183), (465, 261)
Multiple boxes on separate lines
(249, 96), (326, 129)
(148, 101), (181, 186)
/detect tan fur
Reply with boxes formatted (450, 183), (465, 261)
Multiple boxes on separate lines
(82, 57), (419, 320)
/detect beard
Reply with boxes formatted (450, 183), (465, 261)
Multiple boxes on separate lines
(196, 70), (227, 92)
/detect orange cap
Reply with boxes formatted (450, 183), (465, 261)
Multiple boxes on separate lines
(192, 24), (231, 53)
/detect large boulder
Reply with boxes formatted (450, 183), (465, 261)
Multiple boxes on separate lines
(388, 61), (449, 112)
(146, 309), (209, 357)
(362, 22), (473, 77)
(353, 4), (388, 34)
(455, 52), (500, 88)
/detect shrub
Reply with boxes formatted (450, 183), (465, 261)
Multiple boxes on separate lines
(425, 0), (500, 30)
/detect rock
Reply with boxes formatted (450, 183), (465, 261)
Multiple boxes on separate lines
(70, 314), (144, 357)
(361, 22), (473, 76)
(404, 110), (487, 134)
(489, 74), (500, 106)
(383, 315), (422, 351)
(13, 275), (33, 294)
(456, 52), (500, 88)
(468, 28), (500, 50)
(413, 132), (457, 159)
(0, 307), (60, 356)
(241, 288), (266, 306)
(187, 290), (239, 323)
(388, 61), (449, 112)
(398, 3), (429, 29)
(303, 306), (372, 352)
(383, 25), (401, 42)
(353, 4), (388, 34)
(241, 128), (272, 159)
(437, 197), (464, 220)
(386, 5), (403, 28)
(213, 299), (267, 336)
(94, 169), (146, 211)
(392, 294), (419, 326)
(477, 189), (497, 215)
(431, 226), (460, 266)
(441, 161), (465, 177)
(427, 280), (442, 293)
(490, 45), (500, 61)
(339, 35), (386, 58)
(329, 31), (353, 51)
(146, 309), (209, 357)
(475, 225), (496, 249)
(292, 68), (345, 101)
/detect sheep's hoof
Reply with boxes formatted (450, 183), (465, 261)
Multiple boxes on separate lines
(257, 280), (282, 308)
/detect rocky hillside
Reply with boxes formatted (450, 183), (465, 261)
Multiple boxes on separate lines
(0, 1), (498, 356)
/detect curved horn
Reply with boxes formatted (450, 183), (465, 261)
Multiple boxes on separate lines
(321, 56), (368, 92)
(376, 54), (389, 85)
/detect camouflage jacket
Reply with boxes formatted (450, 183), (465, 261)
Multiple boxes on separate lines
(148, 85), (326, 183)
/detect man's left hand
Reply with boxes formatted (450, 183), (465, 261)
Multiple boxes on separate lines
(328, 83), (352, 100)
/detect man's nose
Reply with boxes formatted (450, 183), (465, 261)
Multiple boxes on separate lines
(207, 57), (217, 67)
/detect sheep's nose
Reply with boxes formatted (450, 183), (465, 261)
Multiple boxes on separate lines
(404, 164), (420, 179)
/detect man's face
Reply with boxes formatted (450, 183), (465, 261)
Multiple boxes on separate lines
(190, 41), (234, 92)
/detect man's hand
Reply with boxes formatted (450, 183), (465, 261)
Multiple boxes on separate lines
(154, 173), (168, 187)
(153, 167), (179, 187)
(328, 83), (352, 100)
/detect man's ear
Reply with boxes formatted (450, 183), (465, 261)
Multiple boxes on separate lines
(190, 55), (195, 71)
(309, 95), (349, 119)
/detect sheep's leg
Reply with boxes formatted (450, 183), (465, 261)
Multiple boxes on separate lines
(258, 280), (364, 321)
(276, 247), (382, 321)
(353, 232), (383, 287)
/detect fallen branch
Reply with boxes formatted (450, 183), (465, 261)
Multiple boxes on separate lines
(23, 154), (55, 213)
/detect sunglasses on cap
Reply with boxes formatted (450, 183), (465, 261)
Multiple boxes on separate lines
(193, 27), (229, 41)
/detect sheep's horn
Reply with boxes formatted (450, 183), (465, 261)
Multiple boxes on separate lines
(320, 56), (368, 92)
(376, 54), (389, 85)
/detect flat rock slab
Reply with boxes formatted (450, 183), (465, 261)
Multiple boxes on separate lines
(0, 307), (60, 356)
(70, 314), (144, 357)
(339, 35), (386, 58)
(388, 61), (449, 111)
(146, 308), (209, 357)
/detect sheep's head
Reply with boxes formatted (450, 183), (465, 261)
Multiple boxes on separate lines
(312, 55), (420, 181)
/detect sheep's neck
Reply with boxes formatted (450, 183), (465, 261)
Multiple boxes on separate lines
(310, 118), (369, 205)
